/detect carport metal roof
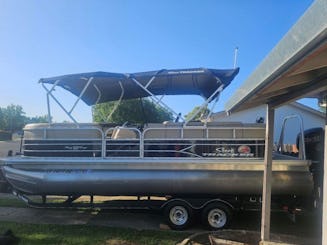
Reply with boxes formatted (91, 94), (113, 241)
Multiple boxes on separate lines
(225, 0), (327, 112)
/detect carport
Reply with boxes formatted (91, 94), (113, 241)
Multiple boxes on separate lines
(225, 0), (327, 244)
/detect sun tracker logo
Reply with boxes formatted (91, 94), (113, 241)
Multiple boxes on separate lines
(202, 145), (254, 157)
(237, 145), (253, 157)
(238, 145), (251, 154)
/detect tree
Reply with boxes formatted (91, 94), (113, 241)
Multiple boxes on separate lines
(0, 104), (26, 132)
(0, 104), (48, 132)
(92, 98), (173, 124)
(0, 108), (5, 129)
(184, 105), (210, 121)
(24, 115), (49, 124)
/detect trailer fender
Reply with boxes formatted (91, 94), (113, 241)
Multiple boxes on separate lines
(160, 198), (193, 210)
(196, 199), (234, 210)
(160, 198), (234, 210)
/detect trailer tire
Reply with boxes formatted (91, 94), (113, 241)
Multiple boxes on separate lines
(164, 200), (193, 230)
(201, 202), (232, 230)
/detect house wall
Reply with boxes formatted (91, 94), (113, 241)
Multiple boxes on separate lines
(212, 103), (325, 144)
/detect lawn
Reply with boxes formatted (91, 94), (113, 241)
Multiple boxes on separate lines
(0, 197), (27, 208)
(0, 195), (189, 245)
(0, 221), (187, 245)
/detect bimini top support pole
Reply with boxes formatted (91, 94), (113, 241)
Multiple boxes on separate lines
(130, 75), (182, 121)
(41, 77), (96, 125)
(106, 81), (125, 122)
(44, 79), (61, 124)
(42, 79), (60, 125)
(41, 81), (79, 125)
(69, 77), (94, 114)
(185, 82), (224, 126)
(204, 94), (220, 125)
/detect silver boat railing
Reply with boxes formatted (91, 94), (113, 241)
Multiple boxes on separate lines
(22, 124), (266, 159)
(277, 115), (306, 160)
(23, 126), (104, 157)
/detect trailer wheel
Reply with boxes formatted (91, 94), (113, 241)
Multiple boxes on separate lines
(164, 200), (193, 230)
(201, 202), (232, 230)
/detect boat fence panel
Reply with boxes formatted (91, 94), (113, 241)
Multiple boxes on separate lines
(23, 124), (103, 157)
(105, 127), (142, 157)
(142, 126), (265, 158)
(143, 139), (265, 158)
(21, 123), (265, 159)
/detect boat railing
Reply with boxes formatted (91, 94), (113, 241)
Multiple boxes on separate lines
(105, 127), (142, 158)
(277, 115), (306, 160)
(142, 126), (265, 158)
(143, 124), (266, 139)
(23, 125), (104, 157)
(22, 123), (266, 158)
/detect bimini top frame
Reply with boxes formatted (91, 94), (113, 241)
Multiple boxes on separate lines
(39, 67), (240, 124)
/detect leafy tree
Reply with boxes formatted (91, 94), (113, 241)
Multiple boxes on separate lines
(0, 108), (5, 129)
(92, 98), (173, 124)
(24, 115), (49, 124)
(0, 104), (26, 132)
(0, 104), (48, 132)
(184, 105), (210, 121)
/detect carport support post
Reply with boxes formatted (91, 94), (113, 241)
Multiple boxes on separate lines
(323, 108), (327, 245)
(260, 104), (274, 243)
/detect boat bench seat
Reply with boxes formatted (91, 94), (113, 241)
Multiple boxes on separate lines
(144, 122), (182, 139)
(143, 121), (265, 139)
(23, 123), (103, 140)
(23, 122), (265, 140)
(110, 127), (139, 139)
(22, 123), (103, 157)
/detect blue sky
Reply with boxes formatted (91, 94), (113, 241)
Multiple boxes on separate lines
(0, 0), (314, 122)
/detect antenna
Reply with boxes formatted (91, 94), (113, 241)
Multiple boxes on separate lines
(233, 47), (239, 68)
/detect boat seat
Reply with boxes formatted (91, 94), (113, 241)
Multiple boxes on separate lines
(143, 122), (182, 139)
(143, 121), (266, 139)
(206, 121), (243, 127)
(23, 123), (103, 140)
(111, 127), (139, 139)
(162, 121), (184, 127)
(143, 128), (181, 139)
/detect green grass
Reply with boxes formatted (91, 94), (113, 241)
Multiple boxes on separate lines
(0, 196), (188, 244)
(0, 197), (27, 208)
(0, 195), (96, 208)
(0, 221), (188, 245)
